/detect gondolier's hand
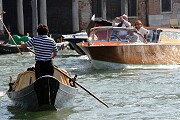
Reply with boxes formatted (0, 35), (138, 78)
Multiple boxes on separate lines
(20, 41), (28, 48)
(20, 41), (24, 44)
(51, 52), (57, 59)
(0, 11), (6, 20)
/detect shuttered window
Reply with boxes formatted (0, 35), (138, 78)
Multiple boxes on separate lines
(128, 0), (137, 17)
(161, 0), (172, 12)
(92, 0), (102, 17)
(106, 0), (121, 20)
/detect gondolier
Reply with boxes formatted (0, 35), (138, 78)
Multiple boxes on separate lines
(21, 24), (58, 79)
(8, 25), (78, 111)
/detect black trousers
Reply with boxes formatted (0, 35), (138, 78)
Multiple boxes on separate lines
(35, 60), (54, 79)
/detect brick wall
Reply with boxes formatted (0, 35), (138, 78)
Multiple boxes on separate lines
(149, 0), (180, 27)
(129, 0), (148, 27)
(149, 0), (160, 15)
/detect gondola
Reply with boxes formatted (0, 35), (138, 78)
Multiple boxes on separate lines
(6, 66), (78, 111)
(0, 43), (29, 55)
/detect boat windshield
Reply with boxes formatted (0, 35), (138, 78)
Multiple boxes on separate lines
(146, 30), (180, 43)
(146, 30), (162, 43)
(89, 27), (143, 43)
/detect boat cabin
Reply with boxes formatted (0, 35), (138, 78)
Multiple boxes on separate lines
(88, 26), (180, 44)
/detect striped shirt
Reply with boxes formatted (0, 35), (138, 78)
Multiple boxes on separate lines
(26, 35), (58, 61)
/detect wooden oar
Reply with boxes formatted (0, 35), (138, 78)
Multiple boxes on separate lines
(0, 11), (23, 55)
(53, 66), (109, 108)
(26, 47), (109, 108)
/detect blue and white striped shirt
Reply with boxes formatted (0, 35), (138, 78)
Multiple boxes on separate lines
(26, 35), (58, 61)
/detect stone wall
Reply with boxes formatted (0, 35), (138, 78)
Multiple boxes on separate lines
(79, 0), (92, 30)
(149, 0), (180, 27)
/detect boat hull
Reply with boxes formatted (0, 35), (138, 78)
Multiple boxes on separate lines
(78, 42), (180, 68)
(0, 44), (29, 55)
(7, 75), (78, 111)
(63, 38), (87, 55)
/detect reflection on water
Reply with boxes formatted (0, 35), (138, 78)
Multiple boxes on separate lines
(7, 106), (75, 120)
(0, 91), (5, 98)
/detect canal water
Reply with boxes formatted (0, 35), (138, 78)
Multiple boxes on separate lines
(1, 49), (180, 120)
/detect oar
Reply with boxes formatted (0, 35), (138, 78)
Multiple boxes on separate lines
(0, 11), (23, 55)
(26, 47), (109, 108)
(53, 66), (109, 108)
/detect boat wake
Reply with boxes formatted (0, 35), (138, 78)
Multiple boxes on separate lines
(126, 64), (180, 70)
(0, 91), (5, 98)
(91, 60), (180, 70)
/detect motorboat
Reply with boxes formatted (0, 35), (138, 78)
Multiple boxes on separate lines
(77, 26), (180, 69)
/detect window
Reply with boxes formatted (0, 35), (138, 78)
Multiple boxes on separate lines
(92, 0), (102, 17)
(128, 0), (137, 17)
(161, 0), (171, 12)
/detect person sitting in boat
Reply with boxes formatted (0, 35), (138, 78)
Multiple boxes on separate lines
(113, 14), (131, 28)
(21, 24), (58, 79)
(126, 30), (141, 43)
(134, 20), (149, 37)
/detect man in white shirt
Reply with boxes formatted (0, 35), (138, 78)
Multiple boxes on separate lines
(113, 14), (131, 28)
(112, 14), (131, 40)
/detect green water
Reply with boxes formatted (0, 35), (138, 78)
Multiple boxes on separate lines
(1, 50), (180, 120)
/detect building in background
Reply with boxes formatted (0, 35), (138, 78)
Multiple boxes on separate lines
(148, 0), (180, 27)
(0, 0), (179, 38)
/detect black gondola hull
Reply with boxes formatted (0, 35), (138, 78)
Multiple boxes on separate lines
(7, 75), (77, 111)
(0, 44), (29, 55)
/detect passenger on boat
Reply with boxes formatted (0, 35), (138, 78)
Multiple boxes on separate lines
(113, 14), (131, 28)
(126, 31), (141, 43)
(112, 14), (131, 39)
(21, 24), (58, 79)
(134, 20), (149, 37)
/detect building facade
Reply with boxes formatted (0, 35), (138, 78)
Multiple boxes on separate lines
(0, 0), (75, 37)
(148, 0), (180, 27)
(0, 0), (179, 37)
